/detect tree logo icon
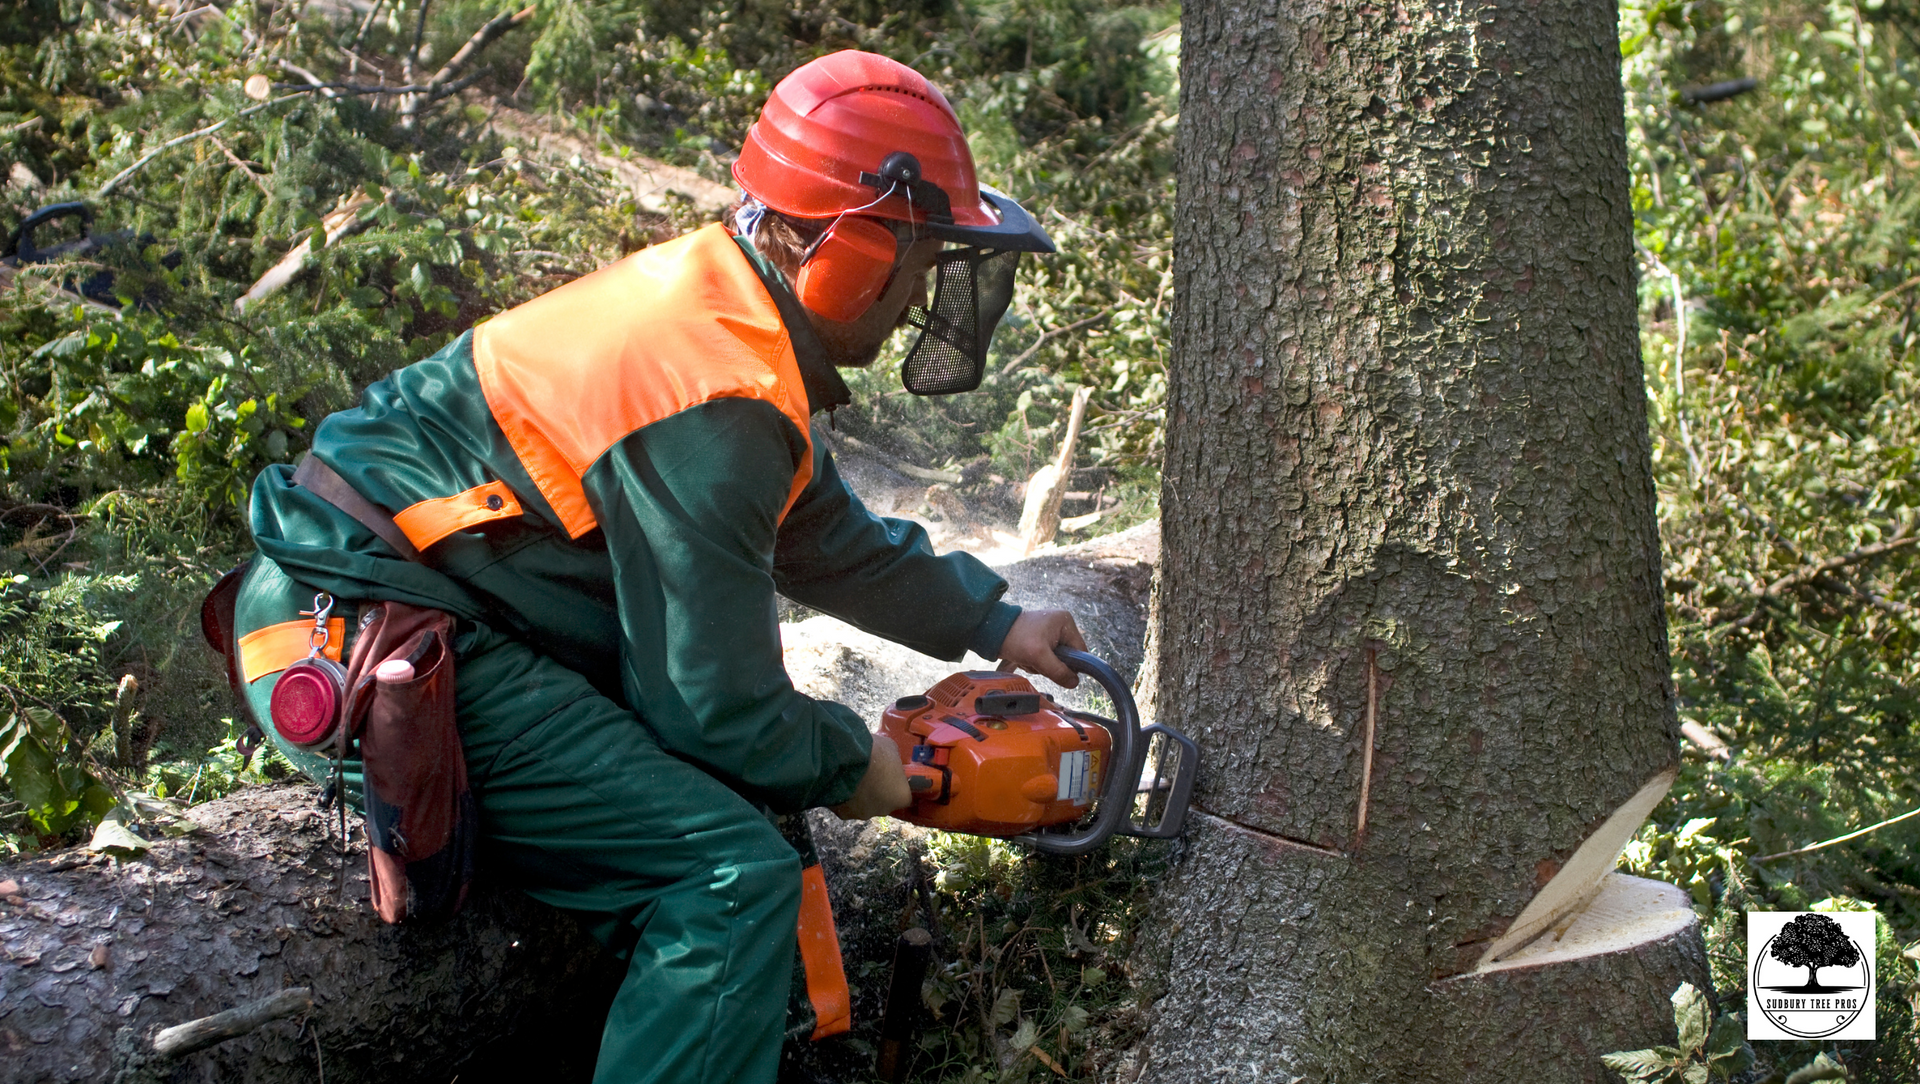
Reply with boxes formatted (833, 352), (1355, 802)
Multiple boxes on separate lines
(1747, 911), (1876, 1040)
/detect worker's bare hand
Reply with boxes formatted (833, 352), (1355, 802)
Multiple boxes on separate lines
(830, 734), (912, 820)
(996, 609), (1087, 688)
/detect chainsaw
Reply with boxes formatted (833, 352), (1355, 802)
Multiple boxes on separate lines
(879, 648), (1197, 854)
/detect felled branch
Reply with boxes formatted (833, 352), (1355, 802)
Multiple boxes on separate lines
(820, 431), (964, 485)
(233, 192), (377, 312)
(1680, 77), (1759, 104)
(93, 94), (305, 199)
(278, 59), (338, 98)
(1679, 721), (1731, 761)
(270, 75), (484, 97)
(998, 308), (1113, 378)
(209, 134), (272, 197)
(1753, 805), (1920, 862)
(152, 988), (312, 1058)
(1720, 528), (1920, 627)
(400, 6), (537, 122)
(483, 104), (735, 215)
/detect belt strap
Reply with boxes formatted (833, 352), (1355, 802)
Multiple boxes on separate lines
(292, 455), (423, 562)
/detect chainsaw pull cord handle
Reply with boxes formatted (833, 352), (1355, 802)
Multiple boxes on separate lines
(1022, 647), (1139, 857)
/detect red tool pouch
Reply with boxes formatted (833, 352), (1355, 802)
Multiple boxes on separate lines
(343, 601), (476, 923)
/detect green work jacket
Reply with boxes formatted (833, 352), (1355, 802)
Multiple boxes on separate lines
(247, 227), (1018, 814)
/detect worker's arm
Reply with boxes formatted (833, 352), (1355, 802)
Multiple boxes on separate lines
(773, 442), (1021, 661)
(583, 398), (874, 813)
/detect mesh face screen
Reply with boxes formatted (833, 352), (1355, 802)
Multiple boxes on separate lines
(901, 249), (1022, 396)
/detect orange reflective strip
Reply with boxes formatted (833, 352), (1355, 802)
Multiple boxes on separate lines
(797, 863), (851, 1040)
(391, 480), (523, 552)
(472, 225), (815, 539)
(237, 618), (346, 684)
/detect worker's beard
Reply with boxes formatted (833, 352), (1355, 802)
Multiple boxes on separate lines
(810, 299), (921, 370)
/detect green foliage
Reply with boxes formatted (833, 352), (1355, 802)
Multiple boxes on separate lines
(0, 705), (117, 845)
(1602, 983), (1754, 1084)
(1618, 0), (1920, 1074)
(899, 831), (1161, 1083)
(0, 0), (1179, 853)
(0, 572), (133, 847)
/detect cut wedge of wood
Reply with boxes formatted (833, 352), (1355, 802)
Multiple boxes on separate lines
(1476, 767), (1678, 968)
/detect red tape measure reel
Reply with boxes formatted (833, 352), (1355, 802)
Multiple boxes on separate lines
(270, 655), (347, 749)
(269, 593), (349, 751)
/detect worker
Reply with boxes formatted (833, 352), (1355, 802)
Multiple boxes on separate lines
(216, 49), (1086, 1084)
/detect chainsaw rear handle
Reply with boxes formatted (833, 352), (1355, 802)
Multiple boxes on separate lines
(1018, 647), (1139, 856)
(8, 202), (92, 263)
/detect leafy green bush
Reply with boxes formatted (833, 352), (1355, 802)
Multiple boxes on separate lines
(1621, 0), (1920, 1074)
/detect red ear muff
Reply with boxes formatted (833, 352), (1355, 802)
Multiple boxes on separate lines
(794, 217), (899, 322)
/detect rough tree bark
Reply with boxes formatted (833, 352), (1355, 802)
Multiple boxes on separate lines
(1129, 1), (1707, 1081)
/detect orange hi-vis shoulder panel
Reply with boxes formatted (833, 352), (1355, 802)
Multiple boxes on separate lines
(471, 225), (815, 539)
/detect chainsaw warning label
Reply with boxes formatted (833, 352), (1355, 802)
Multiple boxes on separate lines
(1058, 750), (1092, 804)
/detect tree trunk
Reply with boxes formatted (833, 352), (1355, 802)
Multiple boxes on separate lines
(1134, 0), (1706, 1079)
(0, 784), (615, 1084)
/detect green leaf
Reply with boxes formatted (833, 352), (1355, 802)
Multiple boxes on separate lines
(184, 402), (209, 433)
(1704, 1014), (1753, 1078)
(990, 988), (1020, 1026)
(87, 817), (149, 857)
(1671, 982), (1709, 1053)
(1601, 1049), (1679, 1082)
(2, 726), (61, 814)
(1008, 1017), (1037, 1050)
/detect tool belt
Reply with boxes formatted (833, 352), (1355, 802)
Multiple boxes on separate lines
(202, 455), (476, 924)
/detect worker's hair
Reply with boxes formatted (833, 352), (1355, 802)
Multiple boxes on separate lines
(721, 197), (823, 286)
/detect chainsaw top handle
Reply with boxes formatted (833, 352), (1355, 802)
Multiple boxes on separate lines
(1019, 647), (1139, 856)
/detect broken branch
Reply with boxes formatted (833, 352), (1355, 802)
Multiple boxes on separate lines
(234, 192), (377, 313)
(94, 94), (305, 199)
(401, 6), (537, 120)
(821, 430), (964, 485)
(1762, 531), (1918, 598)
(1017, 386), (1093, 553)
(998, 308), (1113, 378)
(1719, 528), (1920, 627)
(151, 987), (313, 1057)
(1753, 805), (1920, 862)
(209, 134), (273, 198)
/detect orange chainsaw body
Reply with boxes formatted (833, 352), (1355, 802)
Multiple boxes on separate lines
(880, 670), (1110, 837)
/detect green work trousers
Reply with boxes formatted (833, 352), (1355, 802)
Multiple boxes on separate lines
(235, 556), (802, 1084)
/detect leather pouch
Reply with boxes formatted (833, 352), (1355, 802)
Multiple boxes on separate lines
(344, 601), (476, 923)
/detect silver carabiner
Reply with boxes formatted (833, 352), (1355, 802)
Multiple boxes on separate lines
(299, 592), (335, 657)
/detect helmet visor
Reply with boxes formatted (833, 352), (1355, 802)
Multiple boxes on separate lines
(900, 248), (1022, 396)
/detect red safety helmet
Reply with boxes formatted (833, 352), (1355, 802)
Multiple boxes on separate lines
(735, 50), (1052, 394)
(734, 50), (1053, 253)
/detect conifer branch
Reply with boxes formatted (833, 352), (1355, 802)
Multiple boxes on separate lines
(93, 94), (304, 199)
(400, 6), (536, 121)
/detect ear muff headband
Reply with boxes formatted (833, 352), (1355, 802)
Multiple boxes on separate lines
(794, 216), (901, 323)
